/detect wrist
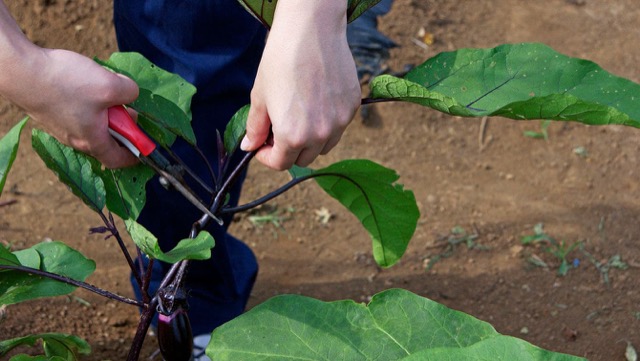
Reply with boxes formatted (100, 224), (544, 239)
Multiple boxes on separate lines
(273, 0), (348, 31)
(0, 43), (46, 108)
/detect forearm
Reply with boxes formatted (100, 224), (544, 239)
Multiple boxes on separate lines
(0, 1), (139, 168)
(0, 2), (30, 52)
(0, 2), (44, 105)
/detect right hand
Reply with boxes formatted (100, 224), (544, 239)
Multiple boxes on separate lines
(5, 48), (140, 168)
(241, 0), (361, 171)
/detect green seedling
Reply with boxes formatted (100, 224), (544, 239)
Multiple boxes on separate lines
(581, 249), (628, 286)
(573, 146), (588, 158)
(521, 223), (582, 276)
(425, 225), (488, 271)
(523, 119), (552, 140)
(66, 295), (92, 307)
(247, 205), (294, 238)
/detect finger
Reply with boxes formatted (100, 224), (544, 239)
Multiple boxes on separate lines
(109, 73), (139, 106)
(294, 144), (324, 168)
(319, 132), (343, 155)
(241, 103), (271, 151)
(92, 109), (139, 168)
(95, 139), (140, 169)
(254, 141), (301, 171)
(73, 130), (138, 169)
(125, 106), (139, 122)
(95, 75), (138, 168)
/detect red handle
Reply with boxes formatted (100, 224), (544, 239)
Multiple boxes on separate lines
(107, 106), (156, 157)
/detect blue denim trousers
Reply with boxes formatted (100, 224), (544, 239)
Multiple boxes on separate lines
(113, 0), (266, 335)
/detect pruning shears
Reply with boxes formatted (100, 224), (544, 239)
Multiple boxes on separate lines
(107, 105), (222, 225)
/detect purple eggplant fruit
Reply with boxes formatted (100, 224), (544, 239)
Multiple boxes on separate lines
(157, 286), (193, 361)
(158, 306), (193, 361)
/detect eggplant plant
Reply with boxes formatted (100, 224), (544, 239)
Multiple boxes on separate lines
(0, 50), (419, 360)
(4, 2), (640, 360)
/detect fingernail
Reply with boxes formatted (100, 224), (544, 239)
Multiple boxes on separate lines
(240, 136), (250, 151)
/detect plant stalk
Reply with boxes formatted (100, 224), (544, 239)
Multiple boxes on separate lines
(126, 298), (158, 361)
(99, 211), (143, 289)
(210, 150), (256, 216)
(221, 176), (308, 214)
(0, 264), (144, 307)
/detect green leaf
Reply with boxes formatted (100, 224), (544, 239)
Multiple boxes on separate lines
(370, 42), (640, 127)
(290, 160), (418, 267)
(401, 335), (583, 360)
(125, 220), (214, 263)
(0, 244), (20, 268)
(0, 242), (96, 306)
(31, 129), (106, 213)
(236, 0), (382, 28)
(97, 52), (197, 146)
(347, 0), (383, 23)
(0, 333), (90, 360)
(13, 247), (41, 270)
(100, 164), (155, 220)
(208, 289), (584, 361)
(235, 0), (278, 28)
(0, 117), (28, 196)
(133, 91), (193, 147)
(224, 104), (250, 155)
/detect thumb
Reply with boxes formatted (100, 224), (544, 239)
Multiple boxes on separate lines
(241, 103), (271, 151)
(108, 73), (139, 106)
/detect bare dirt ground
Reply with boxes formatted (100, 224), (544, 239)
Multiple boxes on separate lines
(2, 0), (640, 360)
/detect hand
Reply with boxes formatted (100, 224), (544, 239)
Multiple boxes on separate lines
(0, 37), (139, 168)
(241, 0), (361, 171)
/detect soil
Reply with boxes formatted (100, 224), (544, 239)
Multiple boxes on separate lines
(1, 0), (640, 360)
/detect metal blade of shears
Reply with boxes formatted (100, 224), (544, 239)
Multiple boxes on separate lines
(107, 106), (223, 225)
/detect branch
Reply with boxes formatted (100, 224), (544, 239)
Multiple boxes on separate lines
(220, 176), (309, 214)
(361, 97), (394, 105)
(0, 264), (144, 307)
(210, 150), (256, 215)
(103, 212), (142, 289)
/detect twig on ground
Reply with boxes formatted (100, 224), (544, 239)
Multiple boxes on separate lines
(479, 116), (490, 151)
(0, 199), (17, 207)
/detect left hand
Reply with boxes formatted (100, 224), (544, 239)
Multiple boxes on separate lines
(241, 0), (361, 171)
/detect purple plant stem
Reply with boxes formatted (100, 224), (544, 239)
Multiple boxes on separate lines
(0, 264), (143, 307)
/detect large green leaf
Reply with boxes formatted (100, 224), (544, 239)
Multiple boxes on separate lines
(0, 117), (28, 196)
(100, 164), (154, 220)
(370, 42), (640, 126)
(290, 160), (418, 268)
(236, 0), (382, 28)
(31, 130), (106, 213)
(125, 220), (215, 264)
(97, 52), (197, 146)
(0, 242), (96, 306)
(0, 333), (90, 360)
(208, 289), (584, 361)
(32, 127), (154, 220)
